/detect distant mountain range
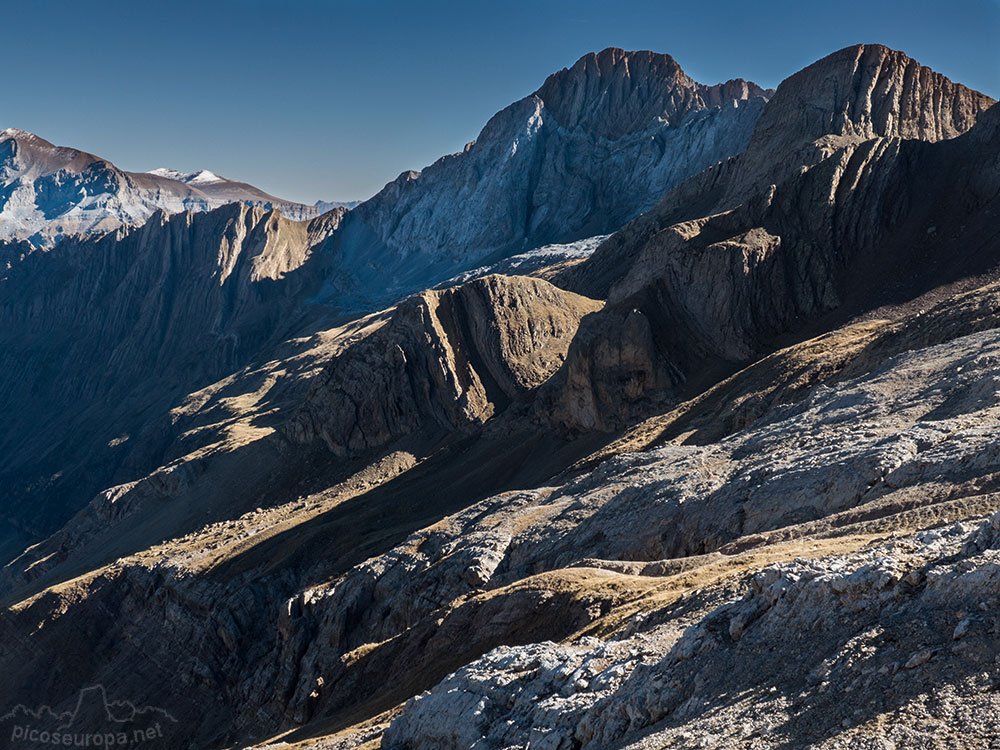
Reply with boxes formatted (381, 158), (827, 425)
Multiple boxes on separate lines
(0, 128), (349, 245)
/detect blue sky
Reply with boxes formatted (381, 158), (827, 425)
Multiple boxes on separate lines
(6, 0), (998, 204)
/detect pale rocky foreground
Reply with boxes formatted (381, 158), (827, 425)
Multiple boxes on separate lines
(376, 327), (1000, 748)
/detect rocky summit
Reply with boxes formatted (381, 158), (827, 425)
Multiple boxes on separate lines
(1, 40), (999, 750)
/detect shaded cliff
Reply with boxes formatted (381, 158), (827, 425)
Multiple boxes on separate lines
(544, 46), (999, 431)
(563, 43), (996, 301)
(0, 204), (346, 549)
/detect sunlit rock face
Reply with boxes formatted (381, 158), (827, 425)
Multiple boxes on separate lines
(325, 48), (771, 308)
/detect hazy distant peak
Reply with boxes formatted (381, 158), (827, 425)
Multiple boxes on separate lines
(146, 167), (188, 181)
(188, 169), (223, 184)
(314, 199), (360, 212)
(0, 132), (330, 245)
(147, 167), (226, 185)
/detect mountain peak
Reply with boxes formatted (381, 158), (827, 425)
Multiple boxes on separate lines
(0, 127), (56, 148)
(147, 167), (188, 181)
(748, 43), (996, 148)
(537, 48), (690, 100)
(187, 169), (223, 185)
(579, 47), (685, 78)
(577, 47), (683, 70)
(534, 48), (766, 138)
(0, 139), (324, 244)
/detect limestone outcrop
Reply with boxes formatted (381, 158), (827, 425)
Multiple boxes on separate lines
(285, 275), (601, 455)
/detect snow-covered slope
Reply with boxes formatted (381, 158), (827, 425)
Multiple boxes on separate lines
(0, 129), (327, 245)
(147, 167), (228, 186)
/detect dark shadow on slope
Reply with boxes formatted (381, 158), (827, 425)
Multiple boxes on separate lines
(543, 105), (1000, 471)
(0, 205), (358, 552)
(208, 426), (609, 585)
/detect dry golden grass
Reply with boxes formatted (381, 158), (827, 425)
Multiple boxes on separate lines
(570, 534), (883, 639)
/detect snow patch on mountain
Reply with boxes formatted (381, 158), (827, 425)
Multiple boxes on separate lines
(147, 168), (225, 185)
(443, 234), (611, 286)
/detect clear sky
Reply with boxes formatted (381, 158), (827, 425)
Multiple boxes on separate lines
(6, 0), (998, 204)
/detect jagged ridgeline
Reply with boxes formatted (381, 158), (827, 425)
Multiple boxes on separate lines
(0, 47), (771, 549)
(0, 44), (998, 750)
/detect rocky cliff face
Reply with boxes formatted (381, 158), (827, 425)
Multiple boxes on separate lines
(545, 47), (998, 432)
(716, 42), (996, 212)
(748, 43), (993, 149)
(325, 48), (770, 307)
(0, 128), (328, 245)
(285, 275), (601, 456)
(564, 44), (997, 301)
(0, 47), (773, 551)
(0, 203), (345, 548)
